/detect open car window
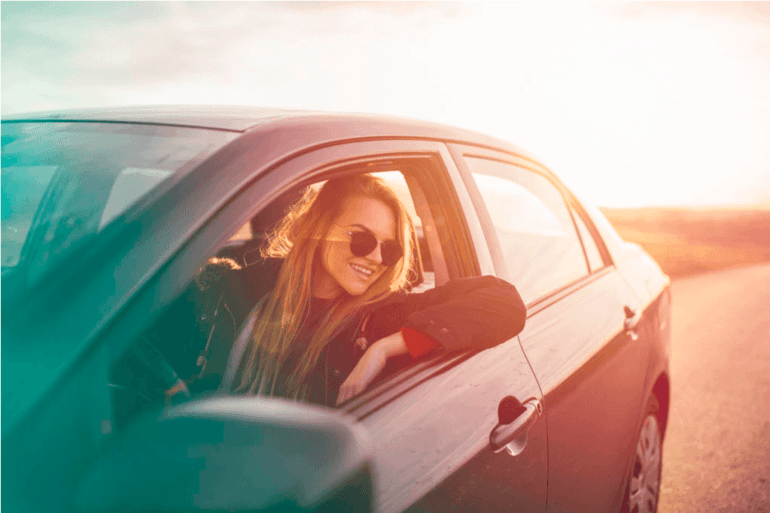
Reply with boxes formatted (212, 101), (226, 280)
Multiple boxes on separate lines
(109, 161), (462, 430)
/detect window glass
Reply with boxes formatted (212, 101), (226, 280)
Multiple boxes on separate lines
(466, 157), (588, 303)
(1, 165), (58, 266)
(571, 207), (605, 272)
(1, 121), (237, 273)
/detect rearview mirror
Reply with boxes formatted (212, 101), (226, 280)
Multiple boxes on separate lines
(75, 396), (374, 512)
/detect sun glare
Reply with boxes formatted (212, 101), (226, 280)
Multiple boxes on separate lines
(2, 2), (769, 208)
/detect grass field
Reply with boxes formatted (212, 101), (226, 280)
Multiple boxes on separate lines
(599, 206), (770, 277)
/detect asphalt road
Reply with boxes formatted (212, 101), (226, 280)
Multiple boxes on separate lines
(658, 263), (770, 513)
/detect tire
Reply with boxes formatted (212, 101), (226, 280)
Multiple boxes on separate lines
(621, 400), (663, 513)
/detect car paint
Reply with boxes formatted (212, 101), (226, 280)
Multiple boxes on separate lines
(1, 107), (671, 513)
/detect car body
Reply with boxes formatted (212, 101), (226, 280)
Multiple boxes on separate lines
(1, 106), (671, 513)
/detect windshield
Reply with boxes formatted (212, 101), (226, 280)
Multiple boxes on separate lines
(1, 122), (238, 273)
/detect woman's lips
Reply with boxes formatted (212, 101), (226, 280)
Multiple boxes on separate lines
(350, 263), (374, 279)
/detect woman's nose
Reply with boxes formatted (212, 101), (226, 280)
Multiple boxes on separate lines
(366, 242), (383, 264)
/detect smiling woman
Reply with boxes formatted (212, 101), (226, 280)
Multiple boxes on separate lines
(228, 173), (526, 406)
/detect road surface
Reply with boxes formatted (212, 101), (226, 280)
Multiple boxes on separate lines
(659, 263), (770, 513)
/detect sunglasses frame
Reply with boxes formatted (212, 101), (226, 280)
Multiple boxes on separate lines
(333, 224), (403, 267)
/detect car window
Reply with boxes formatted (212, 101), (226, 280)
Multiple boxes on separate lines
(464, 157), (588, 304)
(109, 166), (449, 430)
(0, 121), (237, 274)
(571, 205), (605, 272)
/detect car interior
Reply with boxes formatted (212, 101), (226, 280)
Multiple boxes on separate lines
(109, 166), (451, 432)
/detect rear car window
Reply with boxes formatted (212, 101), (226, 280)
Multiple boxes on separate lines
(465, 157), (589, 303)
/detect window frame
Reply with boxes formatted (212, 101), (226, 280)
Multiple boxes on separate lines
(566, 192), (613, 271)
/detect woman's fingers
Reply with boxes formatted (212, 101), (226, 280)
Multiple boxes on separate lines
(336, 344), (387, 405)
(337, 380), (361, 404)
(337, 376), (364, 404)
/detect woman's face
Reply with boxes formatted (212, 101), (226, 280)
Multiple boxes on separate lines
(314, 195), (397, 298)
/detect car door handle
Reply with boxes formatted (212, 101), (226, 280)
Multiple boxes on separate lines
(490, 397), (542, 456)
(624, 305), (642, 341)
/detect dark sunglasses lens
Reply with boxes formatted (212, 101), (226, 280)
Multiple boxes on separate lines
(348, 231), (403, 266)
(381, 242), (403, 267)
(349, 231), (378, 257)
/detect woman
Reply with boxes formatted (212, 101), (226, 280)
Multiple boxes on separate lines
(233, 173), (526, 406)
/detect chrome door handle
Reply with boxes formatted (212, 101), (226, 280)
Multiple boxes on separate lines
(490, 397), (542, 456)
(624, 305), (642, 341)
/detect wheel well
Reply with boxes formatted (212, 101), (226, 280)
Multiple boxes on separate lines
(652, 374), (670, 439)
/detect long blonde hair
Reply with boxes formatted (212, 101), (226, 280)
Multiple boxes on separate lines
(237, 174), (415, 400)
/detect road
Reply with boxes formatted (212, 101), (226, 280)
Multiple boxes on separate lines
(658, 263), (770, 513)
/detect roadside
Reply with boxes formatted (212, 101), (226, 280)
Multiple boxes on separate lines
(600, 205), (770, 277)
(659, 264), (770, 513)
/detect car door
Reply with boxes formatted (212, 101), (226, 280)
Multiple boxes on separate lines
(450, 144), (650, 513)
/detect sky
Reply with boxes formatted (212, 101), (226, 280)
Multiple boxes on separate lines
(2, 1), (770, 208)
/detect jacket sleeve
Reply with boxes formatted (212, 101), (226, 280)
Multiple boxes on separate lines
(366, 276), (526, 354)
(401, 327), (441, 359)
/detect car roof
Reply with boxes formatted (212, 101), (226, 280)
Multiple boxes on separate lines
(1, 105), (537, 160)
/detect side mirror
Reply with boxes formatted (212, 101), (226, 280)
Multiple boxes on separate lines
(75, 397), (374, 512)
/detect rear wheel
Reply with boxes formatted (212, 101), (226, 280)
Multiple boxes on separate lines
(624, 411), (662, 513)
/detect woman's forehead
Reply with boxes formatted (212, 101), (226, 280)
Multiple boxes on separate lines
(335, 195), (396, 238)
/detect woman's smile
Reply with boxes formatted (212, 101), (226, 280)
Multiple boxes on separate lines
(350, 262), (375, 279)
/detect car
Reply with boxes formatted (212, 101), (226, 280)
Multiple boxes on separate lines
(1, 106), (671, 513)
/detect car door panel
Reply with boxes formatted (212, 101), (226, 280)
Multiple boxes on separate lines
(354, 339), (546, 513)
(519, 269), (647, 512)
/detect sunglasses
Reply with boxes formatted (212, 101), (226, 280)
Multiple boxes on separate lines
(335, 225), (403, 267)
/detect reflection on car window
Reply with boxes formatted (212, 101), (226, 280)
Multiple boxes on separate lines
(0, 121), (237, 274)
(472, 175), (565, 236)
(99, 168), (173, 229)
(1, 165), (58, 267)
(466, 157), (588, 303)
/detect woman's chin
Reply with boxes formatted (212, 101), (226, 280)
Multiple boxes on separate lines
(344, 285), (368, 296)
(341, 279), (372, 296)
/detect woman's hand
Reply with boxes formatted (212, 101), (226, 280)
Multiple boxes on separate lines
(336, 331), (408, 405)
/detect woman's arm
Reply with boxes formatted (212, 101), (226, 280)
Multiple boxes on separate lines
(335, 276), (527, 405)
(336, 331), (408, 404)
(368, 275), (527, 353)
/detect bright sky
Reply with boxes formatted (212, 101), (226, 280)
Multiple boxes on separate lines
(2, 1), (769, 207)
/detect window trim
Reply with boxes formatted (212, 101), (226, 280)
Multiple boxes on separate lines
(566, 192), (614, 269)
